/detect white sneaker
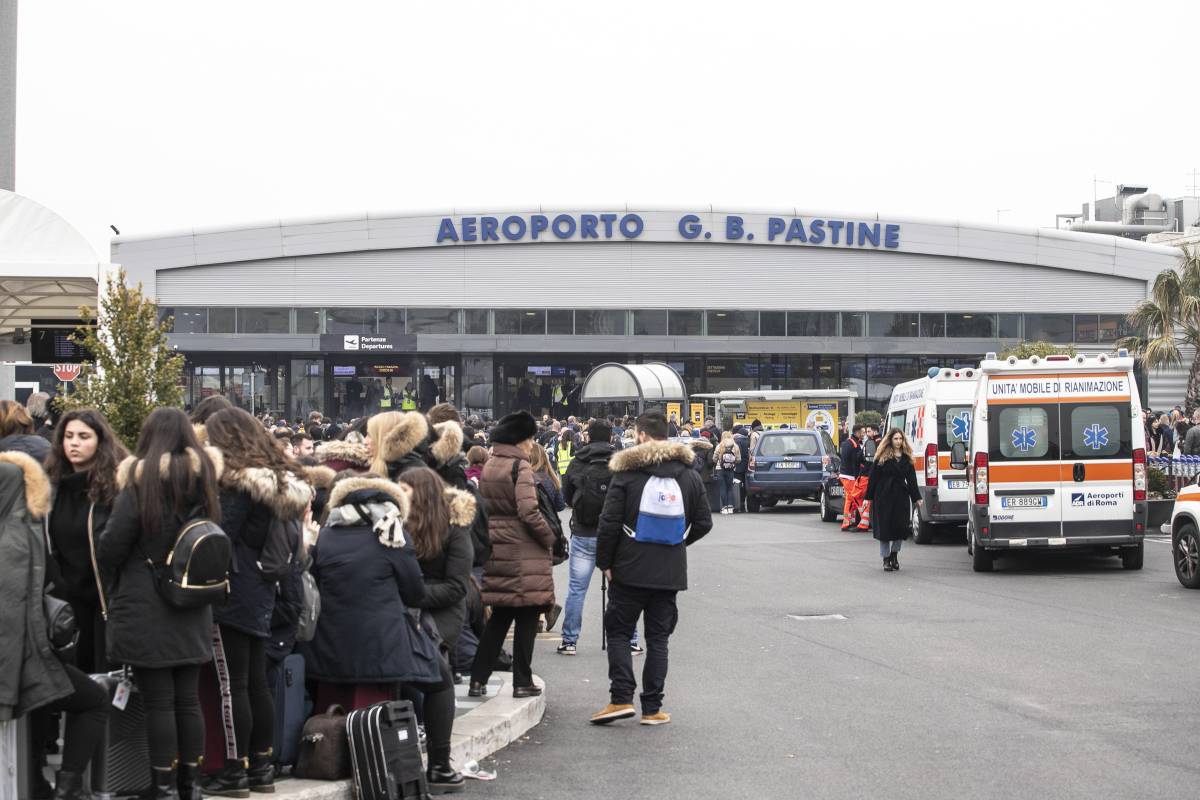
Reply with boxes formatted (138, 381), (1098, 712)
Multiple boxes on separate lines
(631, 642), (645, 656)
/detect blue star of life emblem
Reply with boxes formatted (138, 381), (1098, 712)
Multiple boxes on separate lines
(1012, 426), (1037, 452)
(1082, 423), (1109, 451)
(950, 412), (971, 442)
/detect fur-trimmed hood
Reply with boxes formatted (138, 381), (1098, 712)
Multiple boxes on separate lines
(315, 439), (371, 469)
(328, 475), (411, 516)
(445, 486), (476, 527)
(192, 423), (209, 445)
(302, 464), (337, 491)
(688, 437), (713, 451)
(117, 446), (225, 490)
(429, 420), (464, 467)
(379, 412), (431, 464)
(0, 450), (51, 519)
(221, 466), (314, 518)
(609, 440), (695, 473)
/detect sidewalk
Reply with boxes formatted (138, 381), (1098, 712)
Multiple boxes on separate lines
(270, 673), (546, 799)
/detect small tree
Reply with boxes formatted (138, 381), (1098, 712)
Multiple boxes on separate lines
(998, 341), (1077, 360)
(59, 268), (184, 449)
(1118, 246), (1200, 411)
(855, 410), (882, 429)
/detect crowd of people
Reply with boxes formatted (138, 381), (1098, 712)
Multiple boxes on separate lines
(2, 392), (715, 799)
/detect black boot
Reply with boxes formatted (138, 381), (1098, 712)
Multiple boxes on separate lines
(467, 680), (488, 698)
(883, 557), (894, 572)
(51, 770), (91, 800)
(426, 751), (465, 795)
(890, 553), (900, 571)
(177, 763), (203, 800)
(198, 758), (249, 798)
(149, 767), (180, 800)
(247, 751), (275, 795)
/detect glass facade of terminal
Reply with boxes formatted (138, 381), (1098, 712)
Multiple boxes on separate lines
(162, 306), (1135, 422)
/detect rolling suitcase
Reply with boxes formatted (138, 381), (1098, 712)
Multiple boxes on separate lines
(198, 659), (232, 773)
(270, 653), (309, 767)
(90, 671), (152, 800)
(346, 702), (428, 800)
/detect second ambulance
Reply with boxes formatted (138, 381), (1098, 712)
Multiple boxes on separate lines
(965, 351), (1147, 572)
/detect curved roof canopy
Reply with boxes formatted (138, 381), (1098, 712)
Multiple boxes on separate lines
(580, 362), (687, 406)
(0, 190), (101, 334)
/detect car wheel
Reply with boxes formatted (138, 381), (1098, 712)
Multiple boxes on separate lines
(971, 530), (993, 572)
(820, 489), (839, 522)
(1122, 541), (1144, 571)
(747, 495), (761, 513)
(1174, 523), (1200, 587)
(912, 504), (935, 545)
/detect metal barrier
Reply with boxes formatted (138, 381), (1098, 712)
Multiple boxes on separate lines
(1148, 456), (1200, 494)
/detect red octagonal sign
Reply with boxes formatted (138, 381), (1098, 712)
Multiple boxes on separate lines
(53, 364), (83, 382)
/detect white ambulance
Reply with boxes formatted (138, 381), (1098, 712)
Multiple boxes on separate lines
(964, 351), (1147, 572)
(884, 367), (981, 543)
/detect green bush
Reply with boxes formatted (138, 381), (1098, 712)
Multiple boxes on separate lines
(1147, 467), (1174, 499)
(855, 410), (882, 429)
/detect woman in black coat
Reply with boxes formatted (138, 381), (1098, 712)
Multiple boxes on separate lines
(864, 427), (922, 572)
(97, 408), (224, 800)
(202, 407), (313, 797)
(44, 409), (128, 674)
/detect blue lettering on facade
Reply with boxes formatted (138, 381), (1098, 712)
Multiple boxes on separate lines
(619, 214), (644, 238)
(436, 218), (459, 243)
(435, 212), (903, 249)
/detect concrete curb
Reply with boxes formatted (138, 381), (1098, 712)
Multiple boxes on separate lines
(271, 674), (545, 799)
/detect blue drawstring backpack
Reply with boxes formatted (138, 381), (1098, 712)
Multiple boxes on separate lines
(623, 476), (689, 546)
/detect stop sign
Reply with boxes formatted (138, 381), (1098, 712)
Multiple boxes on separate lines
(53, 364), (83, 382)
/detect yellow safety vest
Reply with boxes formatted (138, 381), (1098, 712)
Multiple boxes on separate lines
(379, 388), (393, 409)
(400, 391), (417, 411)
(557, 445), (573, 475)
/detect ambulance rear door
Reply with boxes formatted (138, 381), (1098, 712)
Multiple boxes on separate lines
(987, 393), (1063, 541)
(1058, 374), (1135, 539)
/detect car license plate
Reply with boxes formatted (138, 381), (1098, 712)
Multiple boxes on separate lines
(828, 485), (843, 496)
(946, 479), (968, 490)
(1000, 495), (1047, 509)
(775, 462), (801, 469)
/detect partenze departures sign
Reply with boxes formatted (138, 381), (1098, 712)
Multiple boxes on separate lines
(434, 212), (901, 249)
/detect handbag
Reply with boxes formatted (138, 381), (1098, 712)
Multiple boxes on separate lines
(403, 609), (447, 687)
(43, 590), (79, 660)
(295, 705), (351, 780)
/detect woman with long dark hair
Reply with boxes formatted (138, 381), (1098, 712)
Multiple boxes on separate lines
(201, 407), (312, 797)
(98, 407), (223, 799)
(44, 408), (129, 673)
(865, 427), (922, 572)
(396, 466), (473, 794)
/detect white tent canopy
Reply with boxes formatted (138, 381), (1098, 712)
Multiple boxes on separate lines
(0, 190), (101, 334)
(579, 362), (687, 413)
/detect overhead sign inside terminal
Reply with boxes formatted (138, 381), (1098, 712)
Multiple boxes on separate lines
(434, 213), (901, 248)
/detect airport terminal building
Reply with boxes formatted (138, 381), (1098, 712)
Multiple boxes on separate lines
(111, 207), (1183, 421)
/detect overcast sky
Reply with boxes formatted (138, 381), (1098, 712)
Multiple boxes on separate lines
(13, 0), (1200, 258)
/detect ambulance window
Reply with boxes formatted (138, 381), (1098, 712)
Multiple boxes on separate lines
(1064, 404), (1127, 459)
(938, 406), (972, 450)
(889, 411), (906, 432)
(996, 407), (1051, 459)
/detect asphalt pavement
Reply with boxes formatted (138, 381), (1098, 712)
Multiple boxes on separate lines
(469, 501), (1200, 800)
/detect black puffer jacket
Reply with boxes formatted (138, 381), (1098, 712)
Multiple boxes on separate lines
(596, 440), (713, 592)
(214, 466), (313, 638)
(425, 420), (491, 568)
(305, 476), (439, 685)
(0, 434), (50, 462)
(562, 441), (616, 537)
(98, 448), (223, 668)
(415, 488), (476, 654)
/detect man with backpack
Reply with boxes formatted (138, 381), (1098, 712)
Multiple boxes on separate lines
(590, 411), (713, 727)
(557, 420), (643, 655)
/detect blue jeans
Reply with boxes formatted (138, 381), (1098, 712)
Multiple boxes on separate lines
(718, 469), (734, 508)
(879, 539), (902, 557)
(561, 535), (638, 647)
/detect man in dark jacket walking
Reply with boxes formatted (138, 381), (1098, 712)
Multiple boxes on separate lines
(591, 411), (713, 727)
(732, 426), (750, 512)
(557, 420), (641, 655)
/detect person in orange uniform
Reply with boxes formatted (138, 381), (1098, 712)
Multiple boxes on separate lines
(838, 424), (866, 530)
(856, 426), (881, 531)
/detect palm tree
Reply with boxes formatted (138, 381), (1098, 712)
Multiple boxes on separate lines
(1119, 246), (1200, 411)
